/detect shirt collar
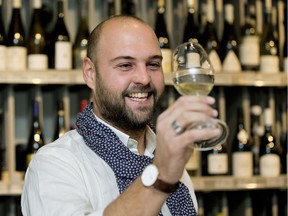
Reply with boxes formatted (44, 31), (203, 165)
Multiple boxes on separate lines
(93, 112), (156, 157)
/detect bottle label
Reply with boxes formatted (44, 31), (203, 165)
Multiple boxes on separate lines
(28, 54), (48, 70)
(222, 51), (242, 72)
(55, 41), (72, 69)
(0, 45), (7, 71)
(185, 150), (200, 171)
(260, 55), (279, 73)
(239, 36), (260, 66)
(161, 48), (172, 75)
(208, 153), (228, 174)
(259, 154), (281, 177)
(232, 152), (253, 177)
(7, 46), (27, 70)
(209, 50), (222, 72)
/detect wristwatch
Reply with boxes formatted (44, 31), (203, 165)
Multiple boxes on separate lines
(141, 164), (180, 193)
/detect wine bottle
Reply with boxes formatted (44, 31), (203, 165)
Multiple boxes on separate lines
(107, 1), (115, 16)
(283, 4), (287, 73)
(26, 100), (45, 168)
(232, 107), (253, 177)
(27, 0), (48, 70)
(53, 100), (67, 141)
(239, 1), (260, 71)
(259, 108), (281, 177)
(120, 0), (136, 15)
(154, 0), (172, 75)
(0, 108), (4, 180)
(259, 0), (279, 73)
(73, 0), (89, 69)
(280, 90), (287, 174)
(201, 0), (222, 72)
(207, 144), (229, 176)
(0, 0), (6, 71)
(7, 0), (27, 71)
(182, 0), (199, 43)
(219, 3), (241, 72)
(51, 0), (72, 70)
(250, 100), (264, 175)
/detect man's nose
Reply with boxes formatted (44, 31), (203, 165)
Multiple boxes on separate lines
(132, 65), (151, 85)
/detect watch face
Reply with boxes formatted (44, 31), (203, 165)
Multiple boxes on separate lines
(141, 164), (159, 187)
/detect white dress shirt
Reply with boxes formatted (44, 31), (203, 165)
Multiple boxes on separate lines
(21, 120), (197, 215)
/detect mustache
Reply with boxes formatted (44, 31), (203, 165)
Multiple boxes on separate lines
(123, 84), (157, 96)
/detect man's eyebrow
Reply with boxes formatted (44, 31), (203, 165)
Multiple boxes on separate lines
(110, 55), (163, 63)
(148, 55), (163, 61)
(110, 56), (135, 63)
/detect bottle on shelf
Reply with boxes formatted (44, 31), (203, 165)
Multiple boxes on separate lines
(154, 0), (172, 75)
(0, 0), (6, 71)
(232, 107), (253, 177)
(51, 0), (72, 70)
(120, 0), (136, 15)
(259, 108), (282, 177)
(7, 0), (27, 71)
(107, 1), (115, 16)
(250, 100), (264, 175)
(0, 108), (4, 180)
(219, 3), (241, 72)
(73, 0), (89, 69)
(259, 0), (279, 73)
(280, 89), (287, 174)
(182, 0), (199, 44)
(283, 4), (287, 72)
(27, 0), (48, 70)
(26, 99), (45, 169)
(206, 144), (229, 176)
(53, 100), (67, 141)
(239, 0), (260, 71)
(201, 0), (222, 72)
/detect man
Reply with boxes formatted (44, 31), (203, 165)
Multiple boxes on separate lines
(21, 15), (219, 216)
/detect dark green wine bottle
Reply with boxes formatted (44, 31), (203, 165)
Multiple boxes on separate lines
(26, 100), (45, 168)
(7, 0), (27, 71)
(27, 0), (48, 70)
(73, 0), (89, 69)
(154, 0), (172, 75)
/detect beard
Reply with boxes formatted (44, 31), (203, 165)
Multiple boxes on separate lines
(94, 75), (162, 131)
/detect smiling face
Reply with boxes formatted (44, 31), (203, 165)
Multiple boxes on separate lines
(84, 16), (165, 131)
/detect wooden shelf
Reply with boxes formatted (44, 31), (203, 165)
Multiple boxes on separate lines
(192, 175), (288, 192)
(0, 70), (286, 87)
(0, 175), (286, 195)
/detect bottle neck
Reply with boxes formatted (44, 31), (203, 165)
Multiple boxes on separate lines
(206, 0), (214, 23)
(57, 1), (65, 19)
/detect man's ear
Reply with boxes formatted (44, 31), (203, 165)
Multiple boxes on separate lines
(83, 57), (96, 90)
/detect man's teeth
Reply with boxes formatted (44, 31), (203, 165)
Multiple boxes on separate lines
(128, 92), (149, 99)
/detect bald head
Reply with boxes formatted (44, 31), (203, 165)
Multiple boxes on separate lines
(87, 15), (160, 65)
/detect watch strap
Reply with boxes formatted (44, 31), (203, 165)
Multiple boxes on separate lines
(153, 178), (180, 193)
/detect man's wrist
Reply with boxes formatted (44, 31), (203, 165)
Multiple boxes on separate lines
(141, 164), (179, 194)
(153, 178), (180, 193)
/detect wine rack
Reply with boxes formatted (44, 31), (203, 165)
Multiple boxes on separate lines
(0, 71), (287, 196)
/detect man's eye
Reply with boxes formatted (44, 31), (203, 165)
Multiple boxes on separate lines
(148, 62), (161, 70)
(118, 63), (132, 70)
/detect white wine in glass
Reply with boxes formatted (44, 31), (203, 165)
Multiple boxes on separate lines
(172, 42), (228, 151)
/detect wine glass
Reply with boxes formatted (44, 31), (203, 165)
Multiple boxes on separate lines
(172, 41), (229, 151)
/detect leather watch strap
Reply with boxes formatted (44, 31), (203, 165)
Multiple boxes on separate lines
(153, 178), (180, 193)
